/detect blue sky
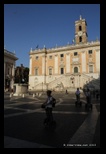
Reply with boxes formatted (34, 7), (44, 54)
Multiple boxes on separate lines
(4, 4), (100, 68)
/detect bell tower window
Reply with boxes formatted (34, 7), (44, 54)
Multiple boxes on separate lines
(79, 36), (82, 42)
(79, 25), (82, 31)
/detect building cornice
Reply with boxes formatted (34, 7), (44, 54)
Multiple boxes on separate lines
(29, 41), (100, 55)
(4, 49), (18, 60)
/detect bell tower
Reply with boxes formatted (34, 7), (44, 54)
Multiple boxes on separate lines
(75, 15), (88, 44)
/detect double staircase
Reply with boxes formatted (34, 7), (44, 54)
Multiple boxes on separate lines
(33, 73), (100, 91)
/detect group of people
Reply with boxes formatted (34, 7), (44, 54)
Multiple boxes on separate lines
(75, 88), (100, 104)
(75, 88), (92, 104)
(42, 87), (99, 126)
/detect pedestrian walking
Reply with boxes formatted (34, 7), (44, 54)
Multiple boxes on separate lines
(66, 89), (68, 94)
(85, 88), (91, 104)
(41, 90), (56, 126)
(75, 88), (81, 102)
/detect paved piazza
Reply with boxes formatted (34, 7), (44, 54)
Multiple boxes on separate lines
(4, 92), (100, 148)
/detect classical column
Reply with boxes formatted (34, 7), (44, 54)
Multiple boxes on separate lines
(42, 55), (45, 75)
(10, 64), (14, 91)
(12, 64), (15, 77)
(43, 48), (47, 84)
(29, 57), (32, 75)
(96, 49), (100, 73)
(54, 54), (58, 74)
(82, 51), (86, 73)
(66, 53), (70, 73)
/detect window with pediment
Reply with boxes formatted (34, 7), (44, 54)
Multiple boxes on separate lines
(35, 68), (39, 75)
(74, 67), (78, 73)
(49, 67), (52, 75)
(89, 65), (93, 73)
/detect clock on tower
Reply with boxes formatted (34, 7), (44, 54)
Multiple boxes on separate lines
(78, 31), (83, 36)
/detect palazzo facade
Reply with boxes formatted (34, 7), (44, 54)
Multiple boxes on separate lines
(29, 16), (100, 91)
(4, 49), (18, 91)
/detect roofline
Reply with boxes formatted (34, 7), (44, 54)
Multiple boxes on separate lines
(29, 41), (100, 55)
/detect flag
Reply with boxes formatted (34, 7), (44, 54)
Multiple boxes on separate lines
(36, 45), (38, 48)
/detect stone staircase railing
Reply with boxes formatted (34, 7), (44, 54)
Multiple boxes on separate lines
(81, 73), (92, 80)
(48, 75), (72, 90)
(48, 75), (66, 89)
(31, 73), (100, 91)
(82, 73), (100, 89)
(48, 75), (64, 85)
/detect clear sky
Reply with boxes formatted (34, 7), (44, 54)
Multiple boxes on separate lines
(4, 4), (100, 68)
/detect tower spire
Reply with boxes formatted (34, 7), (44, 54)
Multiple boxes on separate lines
(80, 15), (82, 20)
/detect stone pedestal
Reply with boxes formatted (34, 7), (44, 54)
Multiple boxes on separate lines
(13, 84), (28, 96)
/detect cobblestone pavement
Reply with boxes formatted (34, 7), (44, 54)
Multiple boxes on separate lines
(4, 92), (100, 148)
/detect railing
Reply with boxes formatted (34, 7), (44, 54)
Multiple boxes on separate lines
(33, 82), (43, 89)
(33, 75), (65, 90)
(82, 73), (100, 89)
(48, 75), (65, 87)
(32, 73), (100, 90)
(82, 73), (92, 78)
